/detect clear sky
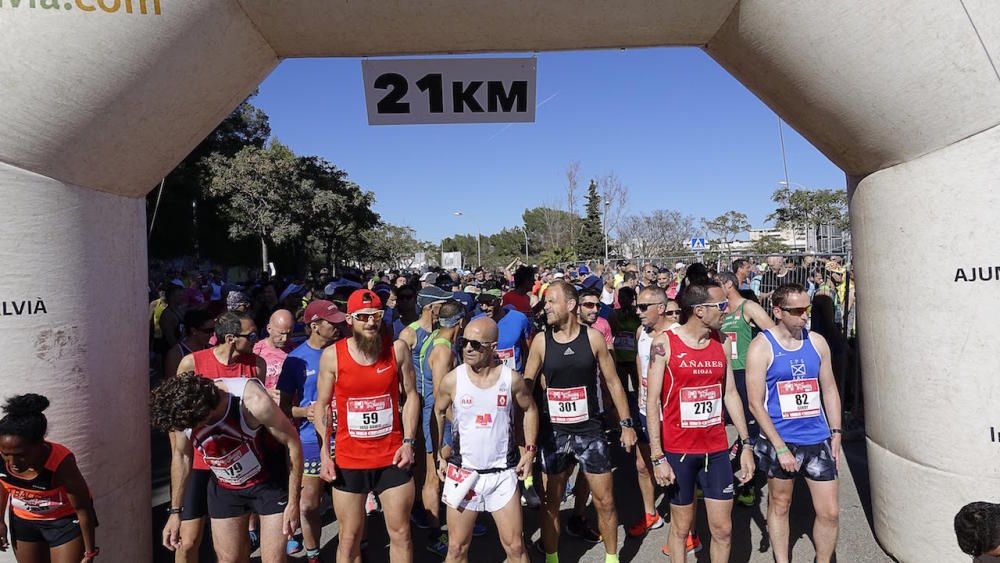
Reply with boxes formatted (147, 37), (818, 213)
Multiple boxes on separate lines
(253, 47), (845, 243)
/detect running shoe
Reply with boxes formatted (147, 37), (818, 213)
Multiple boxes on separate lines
(566, 515), (601, 544)
(286, 537), (303, 555)
(736, 486), (755, 507)
(626, 511), (664, 537)
(248, 530), (260, 552)
(410, 509), (432, 529)
(427, 531), (449, 558)
(472, 522), (488, 537)
(521, 482), (542, 510)
(660, 533), (702, 557)
(366, 491), (380, 515)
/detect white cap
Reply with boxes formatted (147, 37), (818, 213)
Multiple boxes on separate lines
(674, 262), (685, 270)
(553, 272), (565, 279)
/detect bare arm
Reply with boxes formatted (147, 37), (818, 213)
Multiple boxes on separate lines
(255, 357), (267, 384)
(521, 331), (546, 391)
(175, 353), (195, 376)
(315, 346), (337, 468)
(433, 369), (456, 456)
(645, 334), (670, 458)
(168, 431), (193, 511)
(511, 371), (538, 448)
(744, 300), (775, 331)
(721, 336), (751, 441)
(429, 344), (453, 399)
(56, 456), (97, 554)
(243, 381), (302, 506)
(746, 335), (783, 447)
(396, 340), (420, 442)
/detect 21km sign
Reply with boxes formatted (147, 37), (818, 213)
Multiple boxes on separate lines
(362, 58), (537, 125)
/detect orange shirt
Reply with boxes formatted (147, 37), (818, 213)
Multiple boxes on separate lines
(0, 442), (83, 520)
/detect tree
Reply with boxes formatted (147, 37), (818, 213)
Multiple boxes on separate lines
(297, 156), (379, 270)
(617, 210), (696, 258)
(767, 186), (848, 252)
(702, 211), (751, 257)
(522, 206), (578, 253)
(598, 171), (629, 240)
(749, 234), (791, 255)
(575, 180), (605, 260)
(204, 140), (306, 273)
(361, 223), (423, 269)
(564, 161), (581, 246)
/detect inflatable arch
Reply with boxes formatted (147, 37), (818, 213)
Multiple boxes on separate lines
(1, 1), (998, 560)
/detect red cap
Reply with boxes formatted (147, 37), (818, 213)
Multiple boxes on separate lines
(347, 289), (383, 314)
(303, 300), (346, 324)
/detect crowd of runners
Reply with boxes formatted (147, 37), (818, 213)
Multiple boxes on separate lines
(0, 258), (857, 562)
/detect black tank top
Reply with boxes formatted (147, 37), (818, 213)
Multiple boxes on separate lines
(543, 324), (601, 433)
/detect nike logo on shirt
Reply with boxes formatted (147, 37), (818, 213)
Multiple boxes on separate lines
(377, 365), (392, 373)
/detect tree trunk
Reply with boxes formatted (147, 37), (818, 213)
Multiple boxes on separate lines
(260, 235), (269, 276)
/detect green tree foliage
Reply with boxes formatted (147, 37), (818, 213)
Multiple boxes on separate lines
(361, 224), (425, 269)
(617, 210), (695, 258)
(204, 141), (306, 273)
(768, 187), (848, 237)
(522, 206), (579, 254)
(702, 211), (751, 255)
(749, 234), (791, 254)
(575, 180), (605, 260)
(146, 97), (271, 262)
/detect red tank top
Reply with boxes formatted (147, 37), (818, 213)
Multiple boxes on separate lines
(333, 338), (403, 469)
(660, 328), (729, 454)
(187, 378), (272, 490)
(0, 442), (84, 520)
(190, 348), (259, 469)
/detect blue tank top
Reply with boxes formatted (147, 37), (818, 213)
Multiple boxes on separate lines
(409, 322), (431, 394)
(418, 330), (457, 397)
(762, 329), (830, 445)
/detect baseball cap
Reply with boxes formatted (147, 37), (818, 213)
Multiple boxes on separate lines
(371, 282), (392, 301)
(347, 289), (383, 314)
(319, 267), (329, 275)
(226, 291), (250, 310)
(477, 289), (502, 302)
(419, 272), (438, 284)
(828, 264), (846, 275)
(578, 265), (590, 276)
(552, 272), (565, 279)
(303, 299), (347, 324)
(417, 286), (452, 310)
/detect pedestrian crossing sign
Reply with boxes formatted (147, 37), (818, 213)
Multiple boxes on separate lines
(690, 238), (706, 251)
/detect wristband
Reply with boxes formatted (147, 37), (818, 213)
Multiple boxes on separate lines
(84, 548), (100, 558)
(166, 507), (183, 515)
(524, 444), (537, 453)
(619, 417), (633, 428)
(741, 438), (752, 446)
(830, 428), (843, 435)
(775, 446), (790, 455)
(651, 455), (668, 466)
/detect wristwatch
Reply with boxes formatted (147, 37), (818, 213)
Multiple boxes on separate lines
(619, 417), (634, 428)
(166, 506), (183, 515)
(402, 438), (416, 447)
(741, 438), (752, 446)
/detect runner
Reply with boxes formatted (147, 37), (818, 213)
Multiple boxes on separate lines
(433, 317), (538, 563)
(277, 300), (346, 563)
(610, 286), (641, 392)
(625, 287), (672, 538)
(153, 373), (302, 563)
(418, 300), (467, 556)
(314, 289), (420, 563)
(173, 311), (266, 562)
(254, 309), (295, 401)
(717, 270), (774, 505)
(0, 394), (99, 563)
(164, 309), (215, 382)
(523, 280), (637, 563)
(746, 283), (842, 563)
(645, 281), (755, 562)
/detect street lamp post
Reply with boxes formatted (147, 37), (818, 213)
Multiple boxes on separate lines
(777, 180), (815, 253)
(603, 199), (610, 265)
(520, 226), (529, 262)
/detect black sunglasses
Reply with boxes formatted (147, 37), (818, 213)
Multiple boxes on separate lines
(636, 302), (663, 312)
(579, 302), (599, 309)
(664, 310), (681, 317)
(234, 331), (258, 342)
(459, 337), (495, 352)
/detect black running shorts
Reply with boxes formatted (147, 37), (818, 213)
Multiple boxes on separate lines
(332, 465), (412, 495)
(207, 478), (288, 519)
(9, 514), (81, 547)
(538, 427), (612, 475)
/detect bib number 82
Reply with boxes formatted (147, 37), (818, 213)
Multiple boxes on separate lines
(794, 394), (808, 406)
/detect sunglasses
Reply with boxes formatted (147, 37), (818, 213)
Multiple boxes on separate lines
(351, 310), (385, 323)
(636, 302), (663, 312)
(695, 301), (729, 312)
(579, 302), (600, 309)
(664, 310), (681, 317)
(459, 337), (495, 352)
(235, 331), (258, 342)
(779, 306), (812, 316)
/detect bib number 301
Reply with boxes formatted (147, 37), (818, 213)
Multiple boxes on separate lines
(546, 386), (589, 424)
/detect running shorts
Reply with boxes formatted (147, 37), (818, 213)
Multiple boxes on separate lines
(665, 450), (733, 505)
(302, 438), (335, 478)
(754, 436), (838, 482)
(207, 478), (288, 519)
(180, 468), (211, 521)
(333, 465), (411, 495)
(538, 427), (611, 475)
(441, 467), (518, 513)
(421, 391), (453, 454)
(9, 513), (80, 547)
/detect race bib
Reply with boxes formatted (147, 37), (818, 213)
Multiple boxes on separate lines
(546, 386), (589, 424)
(204, 443), (262, 486)
(346, 394), (394, 438)
(496, 347), (517, 370)
(679, 384), (723, 428)
(443, 463), (478, 503)
(777, 378), (821, 419)
(724, 332), (738, 360)
(11, 493), (63, 516)
(613, 334), (636, 352)
(639, 373), (648, 414)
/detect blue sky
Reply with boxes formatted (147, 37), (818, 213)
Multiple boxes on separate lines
(254, 47), (845, 243)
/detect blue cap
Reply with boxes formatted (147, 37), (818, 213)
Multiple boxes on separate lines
(578, 265), (590, 275)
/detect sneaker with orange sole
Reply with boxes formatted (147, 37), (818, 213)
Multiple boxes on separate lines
(626, 511), (665, 537)
(661, 532), (702, 557)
